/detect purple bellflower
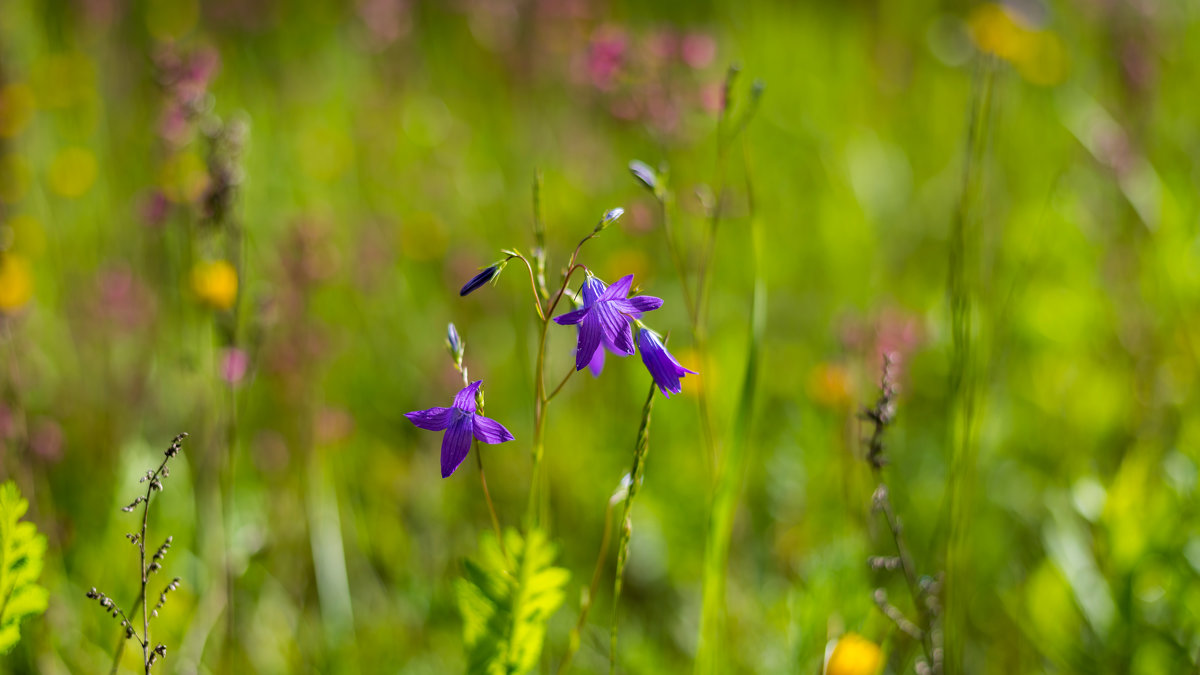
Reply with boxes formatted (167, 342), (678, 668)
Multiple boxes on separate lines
(576, 275), (640, 376)
(554, 274), (663, 372)
(405, 380), (514, 478)
(638, 328), (697, 398)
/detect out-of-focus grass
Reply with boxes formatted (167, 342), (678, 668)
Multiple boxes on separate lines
(1, 0), (1199, 673)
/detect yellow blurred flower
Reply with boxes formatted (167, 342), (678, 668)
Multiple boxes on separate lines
(826, 633), (884, 675)
(0, 255), (34, 313)
(0, 83), (36, 138)
(968, 3), (1068, 86)
(49, 147), (98, 198)
(809, 362), (854, 409)
(191, 259), (238, 311)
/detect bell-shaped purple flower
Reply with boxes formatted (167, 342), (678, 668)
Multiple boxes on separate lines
(404, 380), (514, 478)
(575, 275), (646, 377)
(554, 274), (663, 372)
(638, 329), (697, 398)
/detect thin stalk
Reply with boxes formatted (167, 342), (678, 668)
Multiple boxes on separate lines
(657, 196), (697, 322)
(696, 141), (764, 675)
(944, 58), (996, 675)
(222, 379), (237, 664)
(108, 613), (131, 675)
(864, 357), (940, 672)
(557, 493), (619, 675)
(872, 479), (936, 663)
(545, 365), (577, 403)
(507, 252), (546, 321)
(610, 380), (658, 674)
(137, 453), (172, 673)
(457, 362), (507, 557)
(527, 255), (589, 528)
(140, 501), (151, 673)
(652, 195), (716, 478)
(474, 446), (504, 549)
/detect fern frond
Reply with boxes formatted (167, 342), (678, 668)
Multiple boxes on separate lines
(0, 481), (49, 655)
(456, 528), (569, 675)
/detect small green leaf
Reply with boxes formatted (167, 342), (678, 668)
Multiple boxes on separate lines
(0, 481), (49, 655)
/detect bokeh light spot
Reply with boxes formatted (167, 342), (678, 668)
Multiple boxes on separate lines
(0, 83), (36, 138)
(0, 254), (34, 313)
(49, 147), (98, 198)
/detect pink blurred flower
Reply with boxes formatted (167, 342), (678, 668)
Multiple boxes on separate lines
(588, 26), (628, 91)
(875, 307), (923, 366)
(681, 32), (716, 69)
(646, 29), (679, 63)
(839, 306), (924, 377)
(141, 189), (172, 227)
(699, 81), (723, 114)
(30, 418), (63, 463)
(158, 103), (191, 145)
(174, 46), (220, 99)
(357, 0), (412, 47)
(94, 265), (156, 331)
(220, 347), (250, 385)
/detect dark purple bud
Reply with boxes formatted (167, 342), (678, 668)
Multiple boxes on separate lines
(459, 264), (501, 296)
(629, 160), (657, 193)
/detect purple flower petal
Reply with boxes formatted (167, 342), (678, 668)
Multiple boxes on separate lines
(441, 413), (474, 478)
(554, 307), (588, 326)
(575, 310), (604, 370)
(404, 406), (454, 431)
(453, 381), (482, 413)
(582, 276), (607, 306)
(587, 342), (606, 377)
(472, 415), (514, 444)
(612, 295), (663, 315)
(601, 274), (634, 301)
(638, 329), (696, 398)
(595, 301), (634, 355)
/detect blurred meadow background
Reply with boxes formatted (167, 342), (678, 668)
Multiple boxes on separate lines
(2, 0), (1200, 673)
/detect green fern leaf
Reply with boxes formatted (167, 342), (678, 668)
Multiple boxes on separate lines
(456, 528), (569, 675)
(0, 481), (49, 655)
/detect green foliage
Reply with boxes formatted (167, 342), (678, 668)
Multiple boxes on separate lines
(456, 528), (569, 675)
(0, 481), (48, 655)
